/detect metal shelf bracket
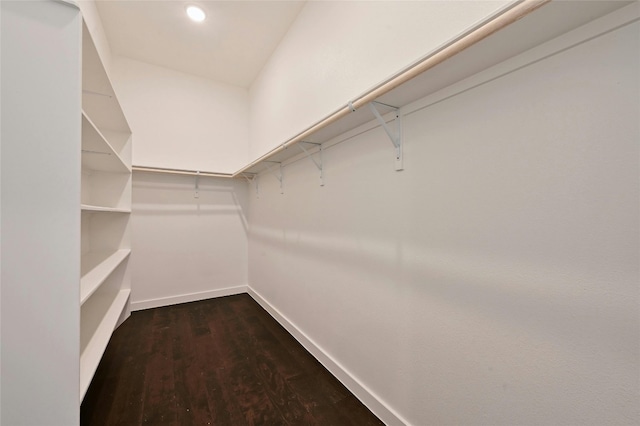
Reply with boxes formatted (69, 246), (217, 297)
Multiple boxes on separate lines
(242, 173), (259, 198)
(264, 161), (284, 194)
(253, 175), (260, 198)
(298, 142), (324, 186)
(368, 101), (403, 171)
(194, 171), (200, 199)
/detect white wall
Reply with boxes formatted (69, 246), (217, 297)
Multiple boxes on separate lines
(119, 61), (251, 306)
(1, 4), (3, 421)
(113, 57), (249, 173)
(130, 172), (249, 310)
(1, 1), (81, 424)
(247, 10), (639, 426)
(248, 0), (511, 160)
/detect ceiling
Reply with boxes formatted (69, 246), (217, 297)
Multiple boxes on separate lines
(95, 0), (306, 88)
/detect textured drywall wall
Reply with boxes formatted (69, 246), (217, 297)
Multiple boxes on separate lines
(248, 0), (511, 161)
(130, 173), (248, 310)
(248, 15), (639, 425)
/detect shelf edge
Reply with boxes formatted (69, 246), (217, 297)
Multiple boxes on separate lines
(81, 204), (131, 213)
(80, 249), (131, 305)
(82, 111), (131, 173)
(80, 289), (131, 399)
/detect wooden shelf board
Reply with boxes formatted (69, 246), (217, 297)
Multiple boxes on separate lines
(81, 249), (131, 305)
(80, 289), (131, 399)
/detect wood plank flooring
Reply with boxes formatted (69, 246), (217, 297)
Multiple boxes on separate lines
(81, 294), (384, 426)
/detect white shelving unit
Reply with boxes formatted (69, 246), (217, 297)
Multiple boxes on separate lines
(80, 20), (133, 399)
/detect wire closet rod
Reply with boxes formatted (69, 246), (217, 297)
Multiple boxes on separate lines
(232, 0), (550, 177)
(132, 165), (241, 178)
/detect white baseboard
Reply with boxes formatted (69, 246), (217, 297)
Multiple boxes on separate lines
(130, 285), (248, 311)
(247, 285), (409, 426)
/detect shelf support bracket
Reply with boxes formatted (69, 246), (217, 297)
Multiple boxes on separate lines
(255, 175), (260, 198)
(368, 101), (403, 171)
(242, 173), (259, 198)
(194, 171), (200, 199)
(264, 161), (284, 194)
(298, 142), (324, 186)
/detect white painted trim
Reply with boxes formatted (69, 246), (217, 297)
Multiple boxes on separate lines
(247, 286), (410, 426)
(130, 285), (247, 311)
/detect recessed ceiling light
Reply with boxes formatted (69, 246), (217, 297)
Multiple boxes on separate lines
(186, 5), (206, 22)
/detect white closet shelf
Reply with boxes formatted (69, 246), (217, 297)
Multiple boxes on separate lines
(81, 204), (131, 213)
(81, 249), (131, 304)
(230, 0), (627, 177)
(79, 17), (132, 404)
(80, 289), (130, 399)
(82, 22), (131, 134)
(82, 111), (130, 174)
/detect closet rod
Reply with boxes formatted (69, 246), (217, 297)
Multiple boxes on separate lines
(232, 0), (550, 177)
(132, 165), (237, 178)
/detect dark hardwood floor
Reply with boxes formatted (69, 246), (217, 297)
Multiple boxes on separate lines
(81, 294), (384, 425)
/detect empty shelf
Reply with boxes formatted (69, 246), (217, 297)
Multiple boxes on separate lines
(81, 204), (131, 213)
(82, 112), (130, 174)
(80, 289), (130, 399)
(81, 249), (131, 304)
